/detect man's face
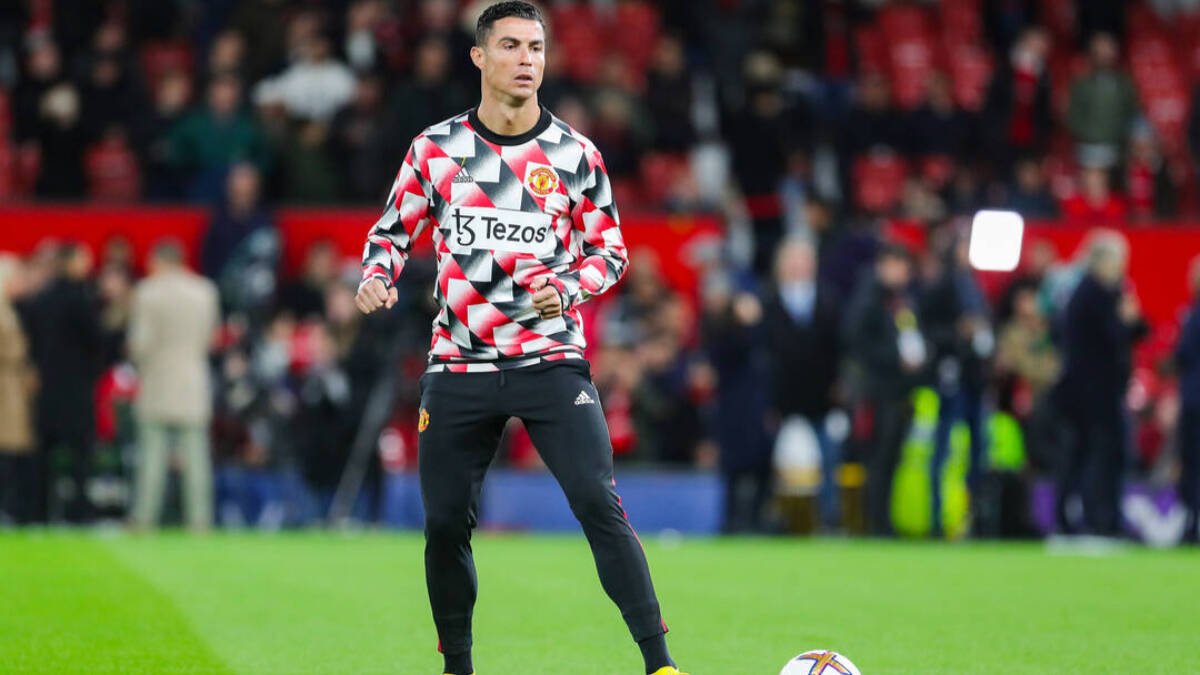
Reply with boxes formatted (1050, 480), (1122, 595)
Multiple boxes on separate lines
(472, 17), (545, 103)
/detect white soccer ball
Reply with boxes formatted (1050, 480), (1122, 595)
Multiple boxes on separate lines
(780, 650), (862, 675)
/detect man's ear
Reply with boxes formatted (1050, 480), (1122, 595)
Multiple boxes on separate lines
(470, 45), (484, 71)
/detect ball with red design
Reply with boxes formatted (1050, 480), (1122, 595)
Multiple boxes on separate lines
(780, 650), (861, 675)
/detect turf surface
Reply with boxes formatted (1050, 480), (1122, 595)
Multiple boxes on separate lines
(1, 531), (1197, 674)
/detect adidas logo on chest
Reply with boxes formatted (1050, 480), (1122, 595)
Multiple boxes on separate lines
(574, 390), (595, 406)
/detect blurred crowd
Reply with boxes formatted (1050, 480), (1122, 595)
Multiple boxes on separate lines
(6, 0), (1200, 225)
(3, 0), (1200, 542)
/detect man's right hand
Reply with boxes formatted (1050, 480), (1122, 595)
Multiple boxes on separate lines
(356, 278), (398, 314)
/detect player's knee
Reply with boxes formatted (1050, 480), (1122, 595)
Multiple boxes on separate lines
(424, 511), (471, 544)
(566, 484), (619, 524)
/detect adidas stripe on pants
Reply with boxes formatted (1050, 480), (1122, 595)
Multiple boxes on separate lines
(417, 359), (667, 656)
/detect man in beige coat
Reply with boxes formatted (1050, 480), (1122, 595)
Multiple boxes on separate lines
(128, 241), (220, 531)
(0, 255), (36, 524)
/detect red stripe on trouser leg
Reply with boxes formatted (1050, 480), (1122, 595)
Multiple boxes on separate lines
(437, 640), (442, 653)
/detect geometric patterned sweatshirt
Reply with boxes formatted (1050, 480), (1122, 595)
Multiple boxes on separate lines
(360, 107), (628, 372)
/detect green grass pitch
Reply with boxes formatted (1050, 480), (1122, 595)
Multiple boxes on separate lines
(2, 531), (1197, 674)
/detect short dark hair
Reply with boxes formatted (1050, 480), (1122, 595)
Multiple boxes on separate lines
(151, 239), (185, 266)
(475, 1), (545, 47)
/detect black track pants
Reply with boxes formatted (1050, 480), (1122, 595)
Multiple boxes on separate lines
(417, 360), (666, 655)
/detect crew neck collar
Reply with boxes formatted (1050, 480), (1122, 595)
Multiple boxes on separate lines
(468, 106), (551, 145)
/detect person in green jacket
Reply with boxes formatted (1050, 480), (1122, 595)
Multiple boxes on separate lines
(1067, 32), (1140, 170)
(167, 73), (271, 202)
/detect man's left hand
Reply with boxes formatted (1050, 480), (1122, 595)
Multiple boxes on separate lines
(530, 276), (564, 319)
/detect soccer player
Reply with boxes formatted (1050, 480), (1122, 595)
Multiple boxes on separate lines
(354, 3), (686, 674)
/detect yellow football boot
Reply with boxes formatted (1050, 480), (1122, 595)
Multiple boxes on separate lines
(650, 668), (689, 675)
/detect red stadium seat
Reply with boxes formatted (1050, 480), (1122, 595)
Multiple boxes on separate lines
(85, 134), (141, 202)
(879, 6), (936, 109)
(946, 44), (992, 111)
(854, 25), (887, 75)
(853, 152), (907, 215)
(939, 0), (982, 46)
(613, 2), (660, 73)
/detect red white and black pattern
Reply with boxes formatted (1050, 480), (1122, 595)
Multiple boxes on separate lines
(361, 108), (627, 372)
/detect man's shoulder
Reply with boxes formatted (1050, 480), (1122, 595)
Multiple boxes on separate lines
(545, 110), (600, 157)
(415, 109), (474, 143)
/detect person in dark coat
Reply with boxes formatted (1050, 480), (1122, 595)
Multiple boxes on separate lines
(843, 243), (927, 536)
(919, 229), (993, 536)
(762, 238), (843, 527)
(1175, 256), (1200, 544)
(22, 244), (103, 523)
(1054, 233), (1147, 536)
(701, 271), (772, 533)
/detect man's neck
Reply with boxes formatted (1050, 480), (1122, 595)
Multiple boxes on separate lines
(475, 94), (541, 137)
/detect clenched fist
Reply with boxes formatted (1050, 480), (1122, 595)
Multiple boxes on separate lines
(530, 276), (563, 320)
(356, 278), (398, 314)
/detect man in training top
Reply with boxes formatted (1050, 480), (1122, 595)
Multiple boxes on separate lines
(355, 3), (686, 674)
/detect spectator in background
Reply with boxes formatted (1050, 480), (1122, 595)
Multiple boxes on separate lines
(982, 27), (1052, 177)
(78, 49), (144, 144)
(228, 0), (291, 84)
(644, 33), (695, 153)
(995, 284), (1060, 468)
(1061, 167), (1127, 225)
(24, 243), (102, 523)
(15, 39), (88, 199)
(97, 263), (134, 367)
(906, 72), (972, 162)
(635, 295), (707, 465)
(1054, 233), (1147, 536)
(202, 163), (272, 281)
(138, 70), (192, 201)
(127, 241), (220, 532)
(295, 322), (357, 521)
(280, 119), (341, 204)
(1126, 120), (1177, 221)
(1004, 158), (1058, 219)
(0, 256), (36, 525)
(387, 37), (469, 157)
(843, 244), (926, 536)
(168, 74), (270, 202)
(727, 52), (795, 274)
(701, 271), (770, 533)
(330, 73), (394, 202)
(278, 240), (338, 321)
(762, 239), (843, 528)
(920, 227), (993, 537)
(842, 71), (904, 158)
(1067, 33), (1138, 171)
(1175, 255), (1200, 544)
(260, 32), (355, 123)
(202, 164), (279, 322)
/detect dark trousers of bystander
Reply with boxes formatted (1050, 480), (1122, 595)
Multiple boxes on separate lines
(866, 395), (913, 537)
(1056, 407), (1126, 537)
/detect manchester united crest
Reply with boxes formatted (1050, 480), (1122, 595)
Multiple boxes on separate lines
(525, 164), (559, 197)
(418, 407), (430, 432)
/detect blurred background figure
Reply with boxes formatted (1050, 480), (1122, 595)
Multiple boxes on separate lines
(0, 256), (37, 525)
(700, 269), (769, 533)
(1067, 33), (1138, 171)
(844, 244), (926, 536)
(1175, 255), (1200, 544)
(1054, 233), (1147, 536)
(762, 238), (842, 530)
(22, 243), (102, 523)
(127, 241), (220, 532)
(920, 226), (993, 537)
